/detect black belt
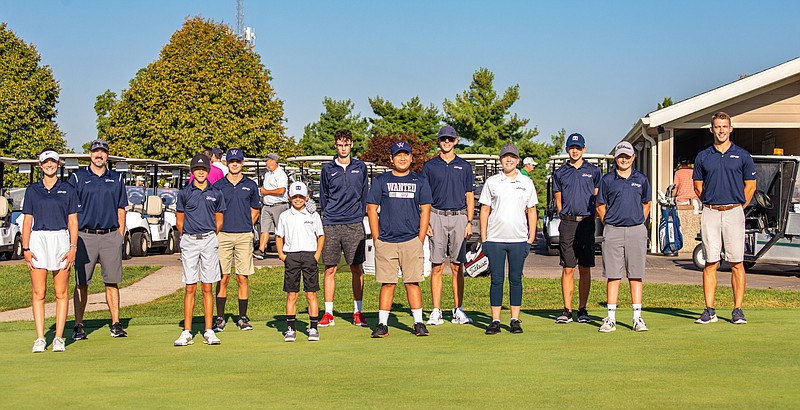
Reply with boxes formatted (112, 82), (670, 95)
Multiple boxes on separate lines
(80, 228), (116, 234)
(264, 203), (288, 207)
(188, 232), (215, 240)
(560, 214), (591, 222)
(431, 208), (467, 216)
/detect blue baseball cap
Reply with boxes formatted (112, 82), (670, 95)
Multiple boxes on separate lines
(566, 133), (586, 149)
(226, 148), (244, 162)
(437, 125), (457, 140)
(391, 141), (412, 156)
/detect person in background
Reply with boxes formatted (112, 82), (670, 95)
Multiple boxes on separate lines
(673, 157), (699, 209)
(520, 157), (537, 180)
(254, 153), (289, 260)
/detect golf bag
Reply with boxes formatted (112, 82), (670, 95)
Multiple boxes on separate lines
(658, 184), (683, 254)
(464, 242), (490, 277)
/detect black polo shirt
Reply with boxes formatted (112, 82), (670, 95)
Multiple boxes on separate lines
(421, 154), (475, 211)
(177, 182), (227, 235)
(692, 143), (756, 205)
(597, 168), (651, 227)
(22, 179), (78, 231)
(69, 167), (127, 230)
(214, 176), (261, 233)
(552, 160), (601, 216)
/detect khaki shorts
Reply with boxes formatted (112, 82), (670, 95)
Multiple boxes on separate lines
(374, 238), (425, 284)
(218, 231), (255, 276)
(701, 205), (745, 263)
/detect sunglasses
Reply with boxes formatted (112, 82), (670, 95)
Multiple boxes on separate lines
(439, 137), (456, 143)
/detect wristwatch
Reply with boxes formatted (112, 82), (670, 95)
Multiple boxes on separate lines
(22, 247), (30, 252)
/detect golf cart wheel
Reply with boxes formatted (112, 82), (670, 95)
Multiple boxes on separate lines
(122, 234), (132, 260)
(692, 244), (706, 270)
(10, 235), (23, 260)
(131, 231), (149, 257)
(163, 229), (178, 255)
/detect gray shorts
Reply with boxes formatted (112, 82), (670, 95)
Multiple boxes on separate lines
(429, 211), (468, 264)
(180, 232), (221, 284)
(75, 231), (124, 285)
(321, 223), (366, 266)
(701, 205), (745, 263)
(260, 203), (289, 233)
(601, 224), (647, 279)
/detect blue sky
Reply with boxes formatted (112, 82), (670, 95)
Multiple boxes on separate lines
(2, 1), (799, 154)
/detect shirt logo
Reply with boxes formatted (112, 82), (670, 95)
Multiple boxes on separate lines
(350, 170), (360, 174)
(751, 172), (756, 175)
(242, 187), (251, 191)
(581, 173), (592, 177)
(84, 181), (91, 184)
(331, 172), (339, 177)
(105, 179), (115, 182)
(57, 190), (67, 194)
(387, 182), (417, 199)
(730, 154), (740, 159)
(631, 183), (642, 188)
(454, 166), (463, 170)
(206, 196), (217, 202)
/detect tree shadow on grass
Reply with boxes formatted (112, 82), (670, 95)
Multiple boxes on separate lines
(48, 318), (132, 346)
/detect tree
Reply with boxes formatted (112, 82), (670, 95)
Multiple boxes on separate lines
(657, 97), (674, 110)
(0, 23), (66, 186)
(443, 67), (538, 155)
(360, 131), (434, 173)
(368, 96), (442, 148)
(103, 17), (297, 163)
(300, 97), (369, 156)
(93, 89), (118, 147)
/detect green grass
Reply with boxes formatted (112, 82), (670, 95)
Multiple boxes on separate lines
(0, 265), (159, 311)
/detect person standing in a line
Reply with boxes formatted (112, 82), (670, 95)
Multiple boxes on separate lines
(254, 153), (289, 260)
(693, 111), (756, 325)
(70, 139), (128, 340)
(553, 133), (601, 324)
(422, 125), (475, 326)
(22, 149), (79, 353)
(211, 148), (229, 177)
(595, 141), (651, 333)
(213, 148), (261, 332)
(319, 129), (369, 327)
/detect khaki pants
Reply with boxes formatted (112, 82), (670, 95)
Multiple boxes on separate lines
(218, 232), (255, 276)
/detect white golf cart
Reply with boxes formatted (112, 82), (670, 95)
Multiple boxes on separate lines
(0, 157), (23, 260)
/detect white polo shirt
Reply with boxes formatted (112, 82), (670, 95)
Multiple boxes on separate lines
(212, 161), (229, 177)
(275, 206), (324, 252)
(479, 171), (538, 242)
(262, 166), (289, 205)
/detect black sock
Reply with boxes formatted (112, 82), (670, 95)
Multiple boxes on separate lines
(287, 315), (296, 331)
(238, 299), (248, 318)
(310, 316), (319, 330)
(216, 297), (226, 318)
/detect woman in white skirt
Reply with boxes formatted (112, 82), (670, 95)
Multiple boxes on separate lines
(21, 149), (78, 353)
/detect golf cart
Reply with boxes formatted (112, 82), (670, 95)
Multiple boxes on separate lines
(543, 154), (614, 256)
(691, 155), (800, 271)
(119, 159), (179, 257)
(0, 157), (23, 260)
(459, 154), (502, 246)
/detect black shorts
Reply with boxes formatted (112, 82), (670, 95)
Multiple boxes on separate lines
(284, 252), (320, 293)
(558, 217), (596, 268)
(321, 223), (366, 266)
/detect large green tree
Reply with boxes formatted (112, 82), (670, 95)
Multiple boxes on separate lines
(300, 97), (369, 156)
(443, 67), (538, 156)
(369, 96), (442, 147)
(102, 17), (296, 162)
(0, 23), (66, 185)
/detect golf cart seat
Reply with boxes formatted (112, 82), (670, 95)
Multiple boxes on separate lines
(0, 197), (8, 227)
(144, 195), (164, 225)
(745, 190), (773, 232)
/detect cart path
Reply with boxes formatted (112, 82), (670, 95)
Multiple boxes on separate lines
(0, 265), (183, 322)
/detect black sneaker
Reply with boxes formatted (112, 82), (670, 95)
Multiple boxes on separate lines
(371, 323), (389, 338)
(213, 316), (226, 332)
(556, 308), (573, 324)
(252, 249), (265, 260)
(237, 315), (253, 331)
(732, 308), (748, 324)
(510, 319), (523, 334)
(413, 322), (429, 337)
(695, 307), (718, 324)
(485, 320), (501, 335)
(72, 323), (88, 341)
(577, 307), (591, 323)
(110, 322), (127, 338)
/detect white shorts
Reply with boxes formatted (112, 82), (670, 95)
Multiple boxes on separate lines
(29, 230), (70, 271)
(701, 205), (745, 263)
(180, 232), (221, 284)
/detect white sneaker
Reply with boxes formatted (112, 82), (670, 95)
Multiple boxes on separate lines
(203, 329), (221, 345)
(284, 329), (297, 342)
(598, 317), (617, 333)
(52, 337), (66, 352)
(307, 328), (320, 341)
(426, 308), (444, 325)
(173, 330), (194, 346)
(451, 308), (474, 324)
(633, 317), (649, 332)
(32, 338), (46, 353)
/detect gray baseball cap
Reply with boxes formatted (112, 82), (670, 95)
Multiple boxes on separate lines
(499, 144), (520, 158)
(614, 141), (635, 158)
(265, 153), (279, 162)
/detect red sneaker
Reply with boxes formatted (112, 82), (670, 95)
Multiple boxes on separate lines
(353, 312), (367, 327)
(319, 312), (335, 327)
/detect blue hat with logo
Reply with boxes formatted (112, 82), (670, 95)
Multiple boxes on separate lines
(437, 125), (457, 140)
(226, 148), (244, 162)
(566, 133), (586, 149)
(391, 141), (412, 156)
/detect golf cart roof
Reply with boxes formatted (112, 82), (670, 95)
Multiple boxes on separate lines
(0, 157), (17, 165)
(752, 155), (800, 163)
(285, 155), (334, 164)
(547, 153), (614, 169)
(119, 158), (170, 166)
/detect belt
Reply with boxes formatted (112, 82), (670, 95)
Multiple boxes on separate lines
(264, 202), (288, 207)
(561, 214), (590, 222)
(704, 204), (741, 211)
(80, 228), (116, 234)
(188, 232), (215, 240)
(431, 208), (467, 216)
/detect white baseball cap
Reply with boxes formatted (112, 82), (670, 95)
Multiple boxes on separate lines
(289, 181), (308, 198)
(38, 149), (60, 163)
(523, 157), (537, 166)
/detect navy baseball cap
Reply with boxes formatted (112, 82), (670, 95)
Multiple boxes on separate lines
(226, 148), (244, 162)
(211, 148), (224, 157)
(391, 141), (412, 156)
(438, 125), (457, 140)
(566, 133), (586, 149)
(89, 139), (109, 152)
(190, 154), (210, 170)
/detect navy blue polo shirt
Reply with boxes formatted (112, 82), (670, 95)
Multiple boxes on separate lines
(214, 175), (261, 233)
(597, 168), (651, 227)
(692, 143), (756, 205)
(366, 171), (433, 243)
(176, 182), (227, 235)
(552, 160), (601, 216)
(69, 167), (127, 230)
(320, 157), (369, 226)
(22, 180), (79, 231)
(422, 154), (475, 211)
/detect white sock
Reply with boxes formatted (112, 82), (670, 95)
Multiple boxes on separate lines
(354, 300), (362, 313)
(607, 304), (617, 322)
(633, 304), (642, 320)
(324, 302), (333, 314)
(412, 308), (423, 323)
(378, 310), (390, 325)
